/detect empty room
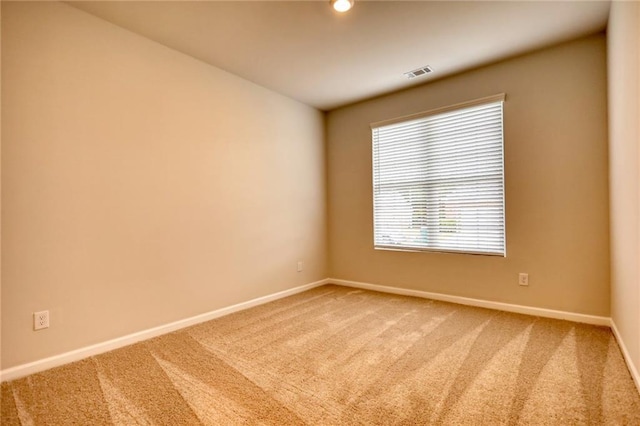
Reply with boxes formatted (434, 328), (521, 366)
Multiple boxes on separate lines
(1, 0), (639, 424)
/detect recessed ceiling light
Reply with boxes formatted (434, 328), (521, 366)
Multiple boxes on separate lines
(404, 65), (433, 79)
(331, 0), (354, 13)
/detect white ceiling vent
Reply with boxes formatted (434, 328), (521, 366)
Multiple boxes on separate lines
(404, 65), (433, 79)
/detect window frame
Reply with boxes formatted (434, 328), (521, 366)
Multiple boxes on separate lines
(370, 94), (506, 257)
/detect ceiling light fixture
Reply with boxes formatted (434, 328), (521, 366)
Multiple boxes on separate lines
(331, 0), (354, 13)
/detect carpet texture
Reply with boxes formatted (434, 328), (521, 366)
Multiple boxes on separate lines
(2, 284), (640, 425)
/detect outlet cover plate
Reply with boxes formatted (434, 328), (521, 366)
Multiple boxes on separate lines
(34, 310), (50, 330)
(518, 273), (529, 286)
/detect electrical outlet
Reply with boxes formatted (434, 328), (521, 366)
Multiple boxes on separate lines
(297, 261), (303, 272)
(34, 310), (50, 331)
(518, 273), (529, 286)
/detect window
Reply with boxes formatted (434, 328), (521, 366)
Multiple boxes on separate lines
(371, 94), (506, 256)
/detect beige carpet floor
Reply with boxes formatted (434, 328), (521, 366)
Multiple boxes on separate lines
(2, 284), (640, 425)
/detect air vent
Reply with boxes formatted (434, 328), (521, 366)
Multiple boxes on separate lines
(404, 65), (433, 79)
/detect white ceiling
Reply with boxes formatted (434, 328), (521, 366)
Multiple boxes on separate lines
(69, 1), (610, 111)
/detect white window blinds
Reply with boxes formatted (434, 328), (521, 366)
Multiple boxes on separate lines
(371, 94), (506, 256)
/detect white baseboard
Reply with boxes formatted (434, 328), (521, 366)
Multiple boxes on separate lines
(0, 277), (622, 384)
(610, 319), (640, 393)
(328, 278), (611, 326)
(0, 278), (330, 383)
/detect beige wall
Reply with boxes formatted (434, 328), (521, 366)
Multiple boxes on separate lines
(1, 2), (326, 369)
(608, 1), (640, 376)
(327, 35), (610, 316)
(0, 2), (3, 370)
